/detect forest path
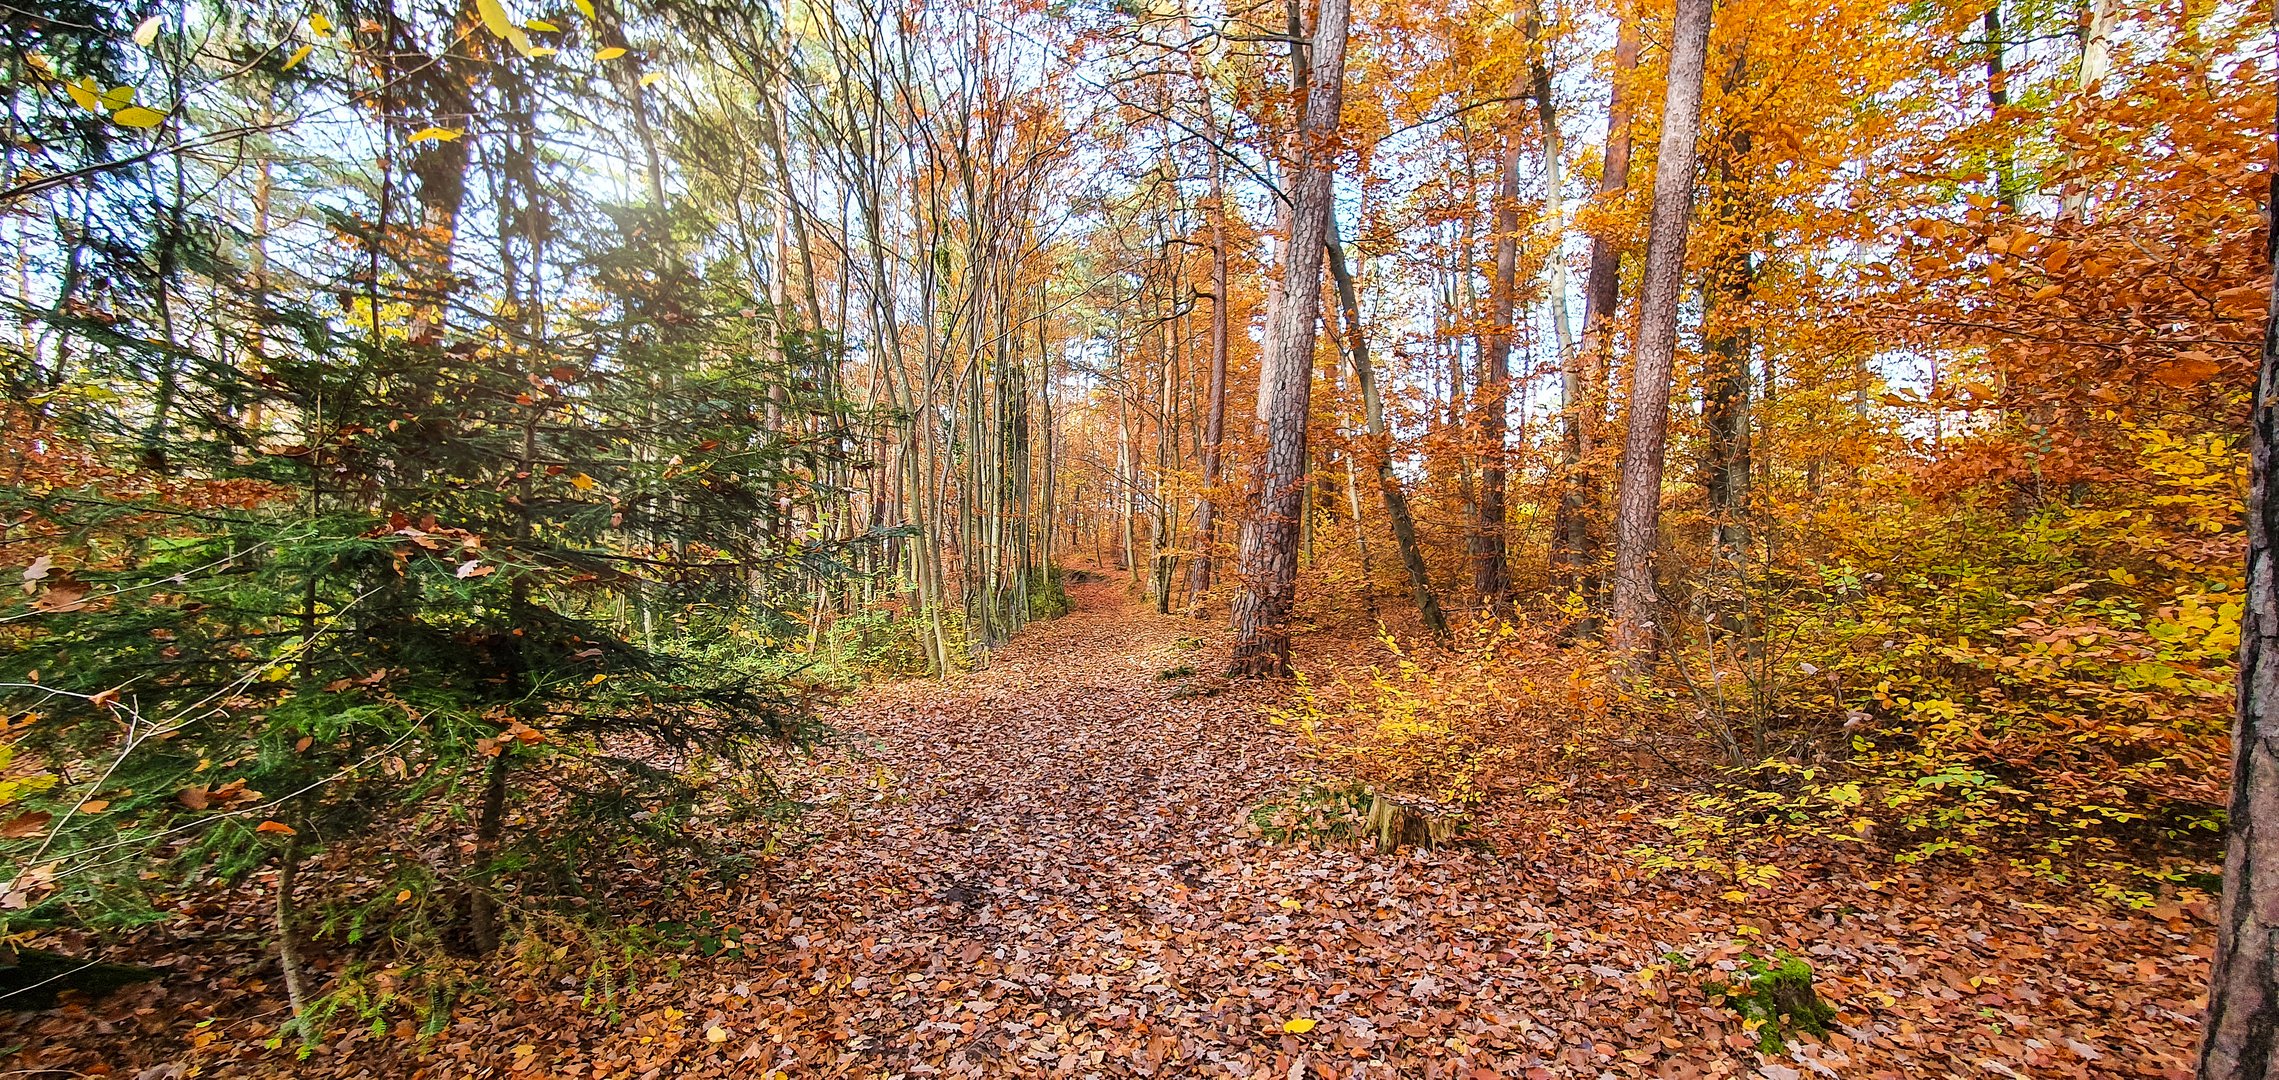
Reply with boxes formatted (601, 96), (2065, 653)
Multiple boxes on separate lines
(672, 576), (1632, 1078)
(572, 579), (2206, 1080)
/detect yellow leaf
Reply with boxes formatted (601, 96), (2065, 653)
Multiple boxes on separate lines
(64, 78), (98, 111)
(110, 106), (167, 128)
(705, 1025), (729, 1044)
(100, 85), (135, 109)
(639, 71), (663, 88)
(309, 11), (334, 36)
(408, 126), (463, 143)
(1721, 889), (1748, 901)
(132, 15), (163, 48)
(595, 46), (626, 60)
(525, 17), (559, 30)
(282, 44), (314, 70)
(573, 0), (595, 17)
(526, 46), (558, 57)
(476, 0), (514, 38)
(1281, 1017), (1317, 1034)
(569, 472), (596, 490)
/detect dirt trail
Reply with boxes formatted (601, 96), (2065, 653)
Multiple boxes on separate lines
(670, 577), (1616, 1078)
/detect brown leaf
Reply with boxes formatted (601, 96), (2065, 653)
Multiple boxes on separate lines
(0, 811), (52, 838)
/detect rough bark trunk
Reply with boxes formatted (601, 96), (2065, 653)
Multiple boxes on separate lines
(2198, 118), (2279, 1080)
(1607, 0), (1716, 670)
(1228, 0), (1350, 677)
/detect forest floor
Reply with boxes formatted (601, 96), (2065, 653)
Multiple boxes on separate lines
(13, 576), (2215, 1078)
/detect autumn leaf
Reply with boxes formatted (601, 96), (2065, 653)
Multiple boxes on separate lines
(255, 820), (297, 835)
(639, 71), (664, 89)
(282, 44), (314, 71)
(132, 14), (163, 47)
(456, 559), (494, 579)
(177, 785), (210, 810)
(0, 811), (52, 839)
(408, 126), (463, 144)
(32, 576), (91, 613)
(595, 46), (626, 60)
(111, 106), (168, 129)
(525, 17), (559, 31)
(20, 555), (51, 593)
(569, 472), (597, 491)
(476, 0), (516, 38)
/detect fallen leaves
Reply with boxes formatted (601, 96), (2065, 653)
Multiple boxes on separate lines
(1, 577), (2217, 1079)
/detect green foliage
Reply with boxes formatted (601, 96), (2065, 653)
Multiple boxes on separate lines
(1704, 950), (1836, 1053)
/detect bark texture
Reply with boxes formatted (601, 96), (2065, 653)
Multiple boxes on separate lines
(1607, 0), (1715, 669)
(1228, 0), (1349, 677)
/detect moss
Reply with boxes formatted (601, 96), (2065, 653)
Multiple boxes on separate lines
(1706, 950), (1836, 1052)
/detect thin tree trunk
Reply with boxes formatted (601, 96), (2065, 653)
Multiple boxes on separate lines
(1607, 0), (1716, 670)
(1228, 0), (1350, 677)
(1470, 77), (1527, 615)
(1552, 2), (1639, 615)
(1186, 116), (1232, 616)
(1326, 211), (1450, 642)
(1984, 6), (2020, 213)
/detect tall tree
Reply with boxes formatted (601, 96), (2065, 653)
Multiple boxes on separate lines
(1607, 0), (1716, 668)
(1227, 0), (1350, 677)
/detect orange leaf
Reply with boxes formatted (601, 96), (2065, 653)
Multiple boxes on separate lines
(256, 820), (297, 835)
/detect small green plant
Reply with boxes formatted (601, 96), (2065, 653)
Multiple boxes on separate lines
(1157, 663), (1195, 680)
(1704, 949), (1836, 1052)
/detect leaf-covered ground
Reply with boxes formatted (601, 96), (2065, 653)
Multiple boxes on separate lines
(12, 577), (2212, 1077)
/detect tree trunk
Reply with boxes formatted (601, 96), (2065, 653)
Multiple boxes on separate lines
(1607, 0), (1716, 670)
(1553, 2), (1640, 618)
(1326, 211), (1451, 642)
(1469, 74), (1527, 615)
(2197, 122), (2279, 1080)
(1186, 125), (1232, 616)
(1227, 0), (1350, 677)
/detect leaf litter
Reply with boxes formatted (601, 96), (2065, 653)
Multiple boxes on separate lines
(2, 577), (2209, 1078)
